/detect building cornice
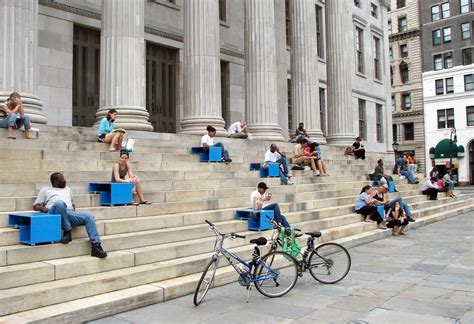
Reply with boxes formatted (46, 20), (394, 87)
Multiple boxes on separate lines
(39, 0), (245, 60)
(393, 111), (424, 118)
(389, 29), (421, 42)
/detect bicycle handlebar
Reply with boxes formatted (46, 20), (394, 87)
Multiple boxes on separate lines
(205, 219), (214, 227)
(265, 215), (301, 232)
(232, 233), (246, 239)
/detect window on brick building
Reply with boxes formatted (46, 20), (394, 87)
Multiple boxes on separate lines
(403, 123), (414, 141)
(432, 29), (441, 46)
(400, 44), (408, 57)
(397, 0), (406, 9)
(434, 54), (443, 70)
(441, 2), (450, 19)
(460, 0), (470, 14)
(398, 17), (407, 32)
(443, 27), (452, 43)
(431, 5), (440, 21)
(402, 93), (411, 110)
(376, 104), (383, 143)
(465, 74), (474, 91)
(444, 52), (453, 69)
(462, 47), (473, 65)
(400, 61), (409, 83)
(461, 22), (471, 40)
(467, 106), (474, 126)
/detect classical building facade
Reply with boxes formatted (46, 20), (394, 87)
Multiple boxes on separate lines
(0, 0), (393, 150)
(388, 0), (425, 171)
(420, 0), (474, 185)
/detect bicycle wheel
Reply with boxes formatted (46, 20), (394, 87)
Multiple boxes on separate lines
(253, 251), (298, 298)
(193, 257), (218, 306)
(308, 243), (351, 284)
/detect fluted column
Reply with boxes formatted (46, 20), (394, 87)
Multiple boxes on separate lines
(291, 0), (324, 142)
(180, 0), (226, 135)
(96, 0), (152, 131)
(325, 0), (354, 145)
(245, 0), (283, 140)
(0, 0), (47, 124)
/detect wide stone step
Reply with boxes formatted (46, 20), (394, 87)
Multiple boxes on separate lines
(2, 200), (472, 321)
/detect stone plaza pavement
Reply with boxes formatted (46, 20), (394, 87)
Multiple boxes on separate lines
(91, 211), (474, 324)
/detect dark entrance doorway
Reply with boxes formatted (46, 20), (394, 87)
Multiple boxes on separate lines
(72, 26), (100, 127)
(146, 43), (176, 133)
(469, 141), (474, 185)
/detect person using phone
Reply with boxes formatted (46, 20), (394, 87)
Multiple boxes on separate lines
(250, 182), (301, 236)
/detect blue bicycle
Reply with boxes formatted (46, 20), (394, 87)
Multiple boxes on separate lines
(193, 220), (299, 306)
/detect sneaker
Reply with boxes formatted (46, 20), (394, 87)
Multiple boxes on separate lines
(225, 159), (232, 163)
(408, 217), (416, 222)
(287, 181), (294, 185)
(399, 176), (405, 180)
(91, 243), (108, 258)
(60, 230), (72, 244)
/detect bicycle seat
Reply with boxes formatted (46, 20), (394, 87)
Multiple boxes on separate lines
(305, 231), (321, 238)
(250, 237), (267, 246)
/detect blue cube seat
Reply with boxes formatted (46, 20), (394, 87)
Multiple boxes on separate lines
(235, 209), (274, 231)
(9, 212), (61, 245)
(88, 182), (133, 206)
(190, 146), (222, 162)
(259, 163), (280, 177)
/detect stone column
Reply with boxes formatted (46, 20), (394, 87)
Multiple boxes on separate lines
(325, 0), (354, 145)
(290, 0), (324, 142)
(96, 0), (152, 131)
(0, 0), (47, 124)
(245, 0), (283, 141)
(180, 0), (226, 135)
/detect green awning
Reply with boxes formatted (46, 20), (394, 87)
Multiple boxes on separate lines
(429, 139), (464, 158)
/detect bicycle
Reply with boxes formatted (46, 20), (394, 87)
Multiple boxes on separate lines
(266, 217), (351, 284)
(193, 220), (299, 306)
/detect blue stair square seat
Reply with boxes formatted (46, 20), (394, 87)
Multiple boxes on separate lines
(190, 146), (222, 162)
(260, 163), (280, 177)
(249, 163), (261, 170)
(235, 209), (274, 231)
(8, 212), (61, 245)
(88, 182), (133, 206)
(388, 180), (395, 192)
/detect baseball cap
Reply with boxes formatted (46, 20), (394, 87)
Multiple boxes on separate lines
(382, 184), (389, 189)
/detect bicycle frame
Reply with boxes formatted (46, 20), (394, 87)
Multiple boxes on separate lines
(209, 225), (279, 284)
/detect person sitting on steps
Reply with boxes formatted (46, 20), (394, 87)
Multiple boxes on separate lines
(354, 185), (386, 229)
(264, 144), (293, 185)
(0, 91), (34, 139)
(293, 138), (319, 176)
(351, 137), (366, 160)
(374, 159), (396, 190)
(112, 151), (151, 204)
(394, 155), (419, 185)
(201, 125), (232, 163)
(97, 109), (126, 152)
(33, 172), (107, 258)
(443, 169), (456, 198)
(422, 177), (439, 200)
(250, 182), (302, 236)
(294, 122), (308, 143)
(227, 120), (251, 139)
(372, 184), (415, 222)
(386, 201), (409, 236)
(305, 142), (329, 176)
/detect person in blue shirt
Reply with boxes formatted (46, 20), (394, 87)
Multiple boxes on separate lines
(97, 109), (125, 151)
(394, 155), (418, 184)
(355, 185), (386, 229)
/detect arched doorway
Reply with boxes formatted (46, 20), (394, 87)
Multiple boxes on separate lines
(469, 141), (474, 185)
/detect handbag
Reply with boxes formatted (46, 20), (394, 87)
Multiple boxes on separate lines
(280, 226), (301, 258)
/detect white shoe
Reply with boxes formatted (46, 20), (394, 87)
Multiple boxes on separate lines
(399, 176), (405, 180)
(287, 181), (294, 185)
(304, 166), (310, 171)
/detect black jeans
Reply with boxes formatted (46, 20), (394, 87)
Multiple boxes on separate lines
(422, 188), (438, 200)
(356, 205), (383, 224)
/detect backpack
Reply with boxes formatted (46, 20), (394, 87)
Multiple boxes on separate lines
(280, 226), (301, 258)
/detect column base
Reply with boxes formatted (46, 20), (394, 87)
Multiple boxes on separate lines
(325, 134), (355, 146)
(248, 123), (284, 141)
(180, 117), (227, 136)
(95, 106), (153, 131)
(306, 129), (326, 144)
(0, 92), (47, 124)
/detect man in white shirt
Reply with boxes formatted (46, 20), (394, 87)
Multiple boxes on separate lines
(201, 125), (231, 163)
(250, 182), (291, 230)
(33, 172), (107, 258)
(421, 177), (439, 200)
(264, 144), (292, 185)
(227, 120), (249, 139)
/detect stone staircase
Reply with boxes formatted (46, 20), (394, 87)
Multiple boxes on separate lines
(0, 126), (473, 323)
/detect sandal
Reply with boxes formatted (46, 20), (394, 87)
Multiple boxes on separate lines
(139, 200), (152, 205)
(131, 201), (139, 206)
(7, 136), (16, 140)
(108, 148), (116, 152)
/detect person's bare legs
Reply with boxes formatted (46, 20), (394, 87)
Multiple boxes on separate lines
(24, 128), (33, 139)
(134, 177), (146, 202)
(398, 225), (406, 235)
(309, 159), (318, 176)
(6, 126), (15, 139)
(117, 133), (124, 150)
(321, 160), (329, 175)
(109, 133), (121, 151)
(392, 226), (400, 236)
